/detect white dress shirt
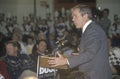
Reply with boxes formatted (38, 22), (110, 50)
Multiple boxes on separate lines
(82, 20), (92, 33)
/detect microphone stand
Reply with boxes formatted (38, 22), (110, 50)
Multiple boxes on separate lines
(53, 39), (67, 79)
(53, 40), (63, 79)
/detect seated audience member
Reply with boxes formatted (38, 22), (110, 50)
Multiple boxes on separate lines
(29, 31), (37, 44)
(30, 40), (58, 79)
(12, 33), (27, 54)
(18, 70), (38, 79)
(0, 60), (11, 79)
(37, 33), (51, 51)
(108, 38), (120, 78)
(3, 40), (35, 79)
(109, 15), (119, 38)
(54, 17), (68, 42)
(22, 17), (31, 35)
(38, 19), (49, 40)
(109, 14), (120, 47)
(13, 24), (22, 36)
(37, 32), (47, 41)
(25, 36), (34, 55)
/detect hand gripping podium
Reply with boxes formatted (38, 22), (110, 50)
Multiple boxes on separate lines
(37, 55), (68, 70)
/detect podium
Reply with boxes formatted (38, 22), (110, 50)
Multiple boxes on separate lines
(36, 53), (79, 78)
(39, 56), (68, 69)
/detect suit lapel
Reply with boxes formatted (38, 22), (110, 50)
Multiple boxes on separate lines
(83, 21), (94, 35)
(79, 22), (94, 53)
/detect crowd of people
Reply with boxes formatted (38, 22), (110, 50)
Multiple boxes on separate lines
(0, 5), (120, 79)
(0, 11), (80, 79)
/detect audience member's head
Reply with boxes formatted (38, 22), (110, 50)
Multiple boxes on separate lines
(18, 70), (38, 79)
(102, 8), (110, 18)
(12, 33), (22, 42)
(26, 36), (34, 45)
(5, 40), (21, 56)
(32, 39), (48, 55)
(37, 32), (46, 40)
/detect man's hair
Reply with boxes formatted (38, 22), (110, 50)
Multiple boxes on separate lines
(5, 40), (21, 52)
(71, 4), (92, 19)
(103, 8), (109, 14)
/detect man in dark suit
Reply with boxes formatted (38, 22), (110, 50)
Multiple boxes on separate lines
(48, 4), (112, 79)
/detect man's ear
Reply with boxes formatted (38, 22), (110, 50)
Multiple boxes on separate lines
(83, 13), (89, 21)
(83, 13), (88, 19)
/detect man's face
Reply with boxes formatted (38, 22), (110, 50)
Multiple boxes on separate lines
(72, 8), (86, 29)
(6, 44), (18, 56)
(103, 11), (108, 18)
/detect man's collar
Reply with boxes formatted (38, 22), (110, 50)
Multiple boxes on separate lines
(82, 20), (92, 33)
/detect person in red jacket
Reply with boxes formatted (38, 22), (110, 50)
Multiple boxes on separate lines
(0, 60), (11, 79)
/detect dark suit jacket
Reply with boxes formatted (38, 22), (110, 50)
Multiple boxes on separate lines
(68, 21), (112, 79)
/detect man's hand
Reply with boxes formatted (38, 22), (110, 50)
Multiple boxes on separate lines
(48, 52), (68, 67)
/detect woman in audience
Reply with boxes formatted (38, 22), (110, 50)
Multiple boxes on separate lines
(30, 39), (58, 79)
